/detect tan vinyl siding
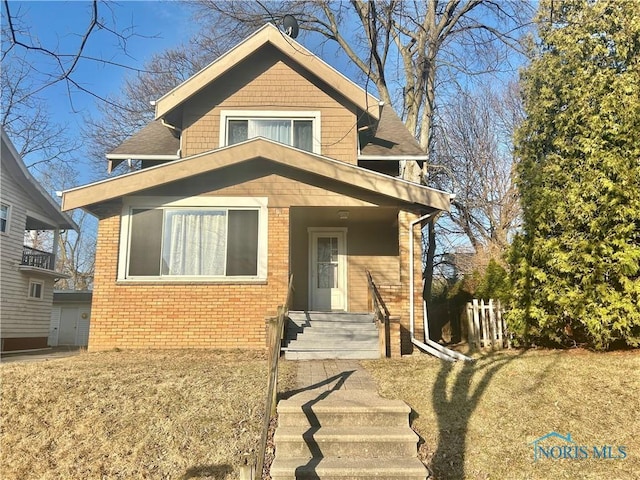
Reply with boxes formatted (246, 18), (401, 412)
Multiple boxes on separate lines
(289, 207), (399, 312)
(0, 168), (56, 342)
(180, 45), (358, 163)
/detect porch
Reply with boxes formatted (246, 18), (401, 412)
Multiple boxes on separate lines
(288, 206), (401, 314)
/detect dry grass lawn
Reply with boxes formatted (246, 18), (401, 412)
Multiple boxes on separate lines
(1, 350), (296, 480)
(363, 348), (640, 480)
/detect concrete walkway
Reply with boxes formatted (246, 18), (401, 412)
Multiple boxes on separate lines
(294, 359), (379, 393)
(272, 360), (429, 479)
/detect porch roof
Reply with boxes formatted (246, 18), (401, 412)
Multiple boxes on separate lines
(62, 138), (452, 214)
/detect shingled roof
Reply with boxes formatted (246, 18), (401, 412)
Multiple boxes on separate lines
(359, 105), (426, 158)
(106, 120), (180, 172)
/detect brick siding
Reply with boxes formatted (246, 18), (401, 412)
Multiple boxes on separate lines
(88, 207), (290, 351)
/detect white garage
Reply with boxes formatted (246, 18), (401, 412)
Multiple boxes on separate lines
(49, 291), (92, 347)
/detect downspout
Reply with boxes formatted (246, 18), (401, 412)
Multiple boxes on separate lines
(409, 210), (473, 362)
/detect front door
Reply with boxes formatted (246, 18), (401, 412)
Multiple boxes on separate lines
(309, 230), (347, 311)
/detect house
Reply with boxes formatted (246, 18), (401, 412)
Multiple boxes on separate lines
(62, 24), (452, 354)
(1, 128), (78, 352)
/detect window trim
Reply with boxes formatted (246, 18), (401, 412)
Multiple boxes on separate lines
(0, 202), (11, 234)
(118, 196), (268, 282)
(219, 110), (321, 154)
(27, 279), (44, 300)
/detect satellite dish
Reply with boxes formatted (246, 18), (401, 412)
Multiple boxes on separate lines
(282, 15), (299, 39)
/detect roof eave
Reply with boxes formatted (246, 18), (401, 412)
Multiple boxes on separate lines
(1, 129), (79, 230)
(154, 24), (380, 121)
(63, 138), (451, 213)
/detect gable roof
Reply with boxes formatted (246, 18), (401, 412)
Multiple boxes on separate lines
(63, 138), (451, 214)
(1, 128), (77, 230)
(154, 23), (380, 121)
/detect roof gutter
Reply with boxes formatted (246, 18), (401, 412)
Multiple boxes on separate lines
(358, 155), (430, 161)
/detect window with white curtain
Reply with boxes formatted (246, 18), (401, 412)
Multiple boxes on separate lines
(121, 198), (266, 280)
(221, 110), (321, 154)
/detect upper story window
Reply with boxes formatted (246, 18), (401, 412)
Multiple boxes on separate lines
(119, 197), (268, 282)
(220, 110), (321, 154)
(1, 203), (9, 233)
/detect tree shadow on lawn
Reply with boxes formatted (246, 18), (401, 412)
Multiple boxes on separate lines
(181, 464), (232, 479)
(430, 350), (526, 480)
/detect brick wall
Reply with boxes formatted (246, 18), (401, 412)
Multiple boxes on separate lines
(88, 207), (290, 351)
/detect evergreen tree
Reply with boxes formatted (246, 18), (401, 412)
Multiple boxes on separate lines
(508, 0), (640, 350)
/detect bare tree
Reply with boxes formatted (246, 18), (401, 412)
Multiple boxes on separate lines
(431, 81), (522, 273)
(1, 0), (161, 287)
(0, 57), (78, 172)
(189, 0), (532, 179)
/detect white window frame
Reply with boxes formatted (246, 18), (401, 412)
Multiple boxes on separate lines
(219, 110), (321, 154)
(0, 202), (11, 234)
(118, 196), (268, 282)
(28, 279), (44, 300)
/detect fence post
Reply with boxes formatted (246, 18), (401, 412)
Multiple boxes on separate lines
(488, 299), (497, 350)
(466, 302), (475, 351)
(495, 300), (504, 349)
(472, 299), (481, 350)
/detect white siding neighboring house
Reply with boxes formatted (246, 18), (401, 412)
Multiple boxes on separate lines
(0, 128), (78, 352)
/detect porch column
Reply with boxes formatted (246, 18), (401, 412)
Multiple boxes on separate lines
(398, 210), (424, 355)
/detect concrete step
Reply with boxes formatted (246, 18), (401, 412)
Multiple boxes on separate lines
(270, 457), (427, 480)
(284, 349), (380, 360)
(277, 391), (411, 428)
(289, 333), (379, 343)
(273, 426), (419, 459)
(286, 339), (378, 349)
(288, 312), (375, 323)
(290, 321), (377, 330)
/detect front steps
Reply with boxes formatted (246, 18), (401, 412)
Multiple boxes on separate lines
(284, 312), (380, 360)
(271, 390), (427, 480)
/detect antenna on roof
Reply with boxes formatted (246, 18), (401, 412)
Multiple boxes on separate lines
(282, 14), (299, 39)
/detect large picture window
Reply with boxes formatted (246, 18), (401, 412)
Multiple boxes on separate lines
(220, 110), (321, 154)
(120, 197), (267, 281)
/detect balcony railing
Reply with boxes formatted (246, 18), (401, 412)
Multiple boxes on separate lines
(21, 246), (55, 270)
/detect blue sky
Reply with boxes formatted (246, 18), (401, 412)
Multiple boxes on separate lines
(5, 1), (193, 136)
(4, 1), (360, 185)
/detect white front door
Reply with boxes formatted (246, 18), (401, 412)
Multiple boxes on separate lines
(309, 230), (347, 311)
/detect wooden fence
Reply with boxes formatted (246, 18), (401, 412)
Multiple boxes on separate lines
(466, 299), (511, 351)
